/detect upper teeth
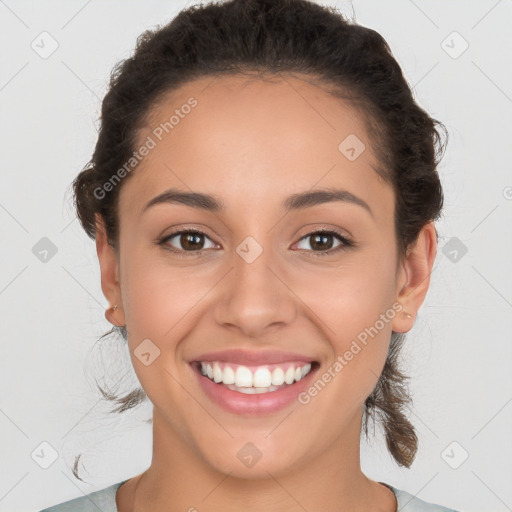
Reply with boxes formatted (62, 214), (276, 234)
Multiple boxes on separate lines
(200, 362), (312, 388)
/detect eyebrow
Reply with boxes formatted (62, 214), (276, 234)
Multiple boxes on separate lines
(142, 187), (373, 218)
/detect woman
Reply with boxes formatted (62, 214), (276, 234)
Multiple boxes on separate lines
(40, 0), (459, 510)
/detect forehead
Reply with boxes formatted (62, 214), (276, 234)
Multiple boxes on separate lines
(143, 72), (371, 154)
(121, 73), (393, 222)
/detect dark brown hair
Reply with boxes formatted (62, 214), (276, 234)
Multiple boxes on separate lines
(72, 0), (446, 476)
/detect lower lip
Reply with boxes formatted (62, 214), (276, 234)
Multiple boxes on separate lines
(191, 363), (318, 416)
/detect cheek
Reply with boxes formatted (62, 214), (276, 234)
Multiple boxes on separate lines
(296, 255), (397, 394)
(119, 238), (201, 336)
(118, 247), (220, 377)
(117, 256), (206, 413)
(300, 251), (397, 333)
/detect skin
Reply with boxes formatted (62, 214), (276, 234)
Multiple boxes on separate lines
(96, 72), (437, 512)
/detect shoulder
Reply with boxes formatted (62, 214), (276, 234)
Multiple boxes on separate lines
(38, 480), (128, 512)
(384, 483), (462, 512)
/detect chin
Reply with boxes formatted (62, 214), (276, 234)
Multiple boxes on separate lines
(197, 436), (310, 480)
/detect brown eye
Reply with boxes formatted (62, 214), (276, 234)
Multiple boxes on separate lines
(160, 229), (216, 253)
(178, 232), (205, 251)
(295, 230), (353, 256)
(309, 233), (335, 251)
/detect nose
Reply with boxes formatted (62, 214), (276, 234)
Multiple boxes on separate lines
(213, 237), (297, 339)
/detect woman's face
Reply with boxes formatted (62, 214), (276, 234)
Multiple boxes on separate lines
(100, 73), (417, 478)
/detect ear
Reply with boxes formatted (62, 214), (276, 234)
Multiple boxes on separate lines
(392, 221), (438, 333)
(95, 213), (125, 326)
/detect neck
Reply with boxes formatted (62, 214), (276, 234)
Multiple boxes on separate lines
(130, 406), (396, 512)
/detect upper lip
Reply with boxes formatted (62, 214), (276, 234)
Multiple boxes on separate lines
(190, 349), (316, 366)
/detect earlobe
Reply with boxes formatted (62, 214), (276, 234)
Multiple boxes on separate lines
(104, 304), (124, 327)
(95, 214), (125, 326)
(392, 222), (438, 333)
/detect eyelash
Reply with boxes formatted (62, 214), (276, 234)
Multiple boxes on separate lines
(157, 227), (355, 258)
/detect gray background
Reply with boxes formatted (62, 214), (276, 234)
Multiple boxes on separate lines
(1, 0), (511, 511)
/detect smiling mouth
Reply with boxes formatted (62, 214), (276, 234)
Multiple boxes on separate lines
(192, 360), (320, 394)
